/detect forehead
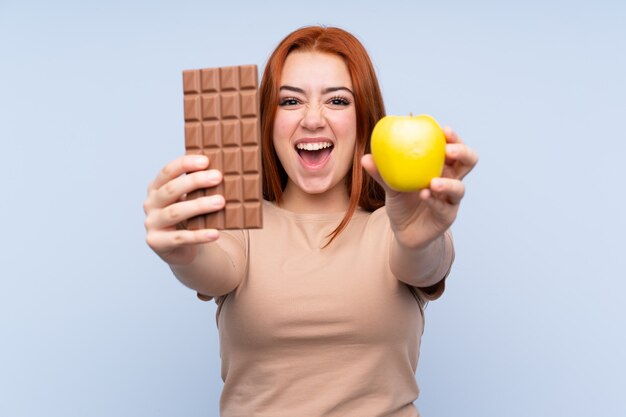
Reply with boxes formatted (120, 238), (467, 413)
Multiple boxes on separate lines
(280, 51), (352, 88)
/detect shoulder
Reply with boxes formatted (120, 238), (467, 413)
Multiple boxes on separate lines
(256, 200), (294, 232)
(364, 205), (390, 231)
(261, 199), (288, 222)
(333, 206), (392, 251)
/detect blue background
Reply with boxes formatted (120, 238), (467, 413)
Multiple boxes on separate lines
(1, 0), (625, 416)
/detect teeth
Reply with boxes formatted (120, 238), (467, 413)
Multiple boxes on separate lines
(296, 142), (333, 151)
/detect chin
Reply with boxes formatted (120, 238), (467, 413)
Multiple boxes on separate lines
(296, 176), (336, 195)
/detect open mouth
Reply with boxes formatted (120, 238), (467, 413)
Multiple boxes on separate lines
(295, 141), (334, 167)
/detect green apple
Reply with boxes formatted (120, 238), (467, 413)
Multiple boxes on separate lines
(370, 114), (446, 192)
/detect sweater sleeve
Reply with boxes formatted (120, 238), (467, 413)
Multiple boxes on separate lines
(367, 207), (455, 302)
(191, 229), (247, 302)
(411, 230), (454, 301)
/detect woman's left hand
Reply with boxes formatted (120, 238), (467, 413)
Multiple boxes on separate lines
(361, 126), (479, 250)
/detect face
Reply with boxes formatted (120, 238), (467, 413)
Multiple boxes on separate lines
(273, 51), (357, 199)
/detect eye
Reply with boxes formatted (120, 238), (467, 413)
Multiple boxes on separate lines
(279, 97), (301, 106)
(328, 96), (351, 106)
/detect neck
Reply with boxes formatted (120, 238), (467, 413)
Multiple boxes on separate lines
(279, 180), (350, 214)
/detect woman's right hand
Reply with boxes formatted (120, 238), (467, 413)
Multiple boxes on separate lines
(143, 155), (225, 266)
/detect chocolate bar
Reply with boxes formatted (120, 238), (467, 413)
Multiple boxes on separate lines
(183, 65), (263, 229)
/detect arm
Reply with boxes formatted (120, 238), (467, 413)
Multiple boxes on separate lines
(390, 229), (454, 289)
(363, 126), (477, 289)
(169, 231), (246, 298)
(144, 155), (245, 297)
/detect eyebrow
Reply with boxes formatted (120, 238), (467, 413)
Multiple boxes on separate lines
(279, 85), (354, 95)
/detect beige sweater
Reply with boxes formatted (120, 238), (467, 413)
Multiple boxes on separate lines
(197, 201), (453, 417)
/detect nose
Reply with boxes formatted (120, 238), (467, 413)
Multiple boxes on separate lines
(300, 104), (326, 130)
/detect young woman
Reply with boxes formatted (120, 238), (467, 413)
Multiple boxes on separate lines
(144, 26), (478, 417)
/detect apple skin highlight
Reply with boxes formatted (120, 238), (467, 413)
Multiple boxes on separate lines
(370, 114), (446, 192)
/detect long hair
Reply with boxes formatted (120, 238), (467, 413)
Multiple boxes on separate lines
(260, 26), (386, 245)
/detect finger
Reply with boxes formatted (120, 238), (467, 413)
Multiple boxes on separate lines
(146, 228), (220, 253)
(445, 143), (479, 180)
(149, 195), (226, 230)
(150, 155), (209, 193)
(154, 169), (223, 209)
(361, 154), (396, 194)
(443, 126), (463, 144)
(430, 177), (465, 205)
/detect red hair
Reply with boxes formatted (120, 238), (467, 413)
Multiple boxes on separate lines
(260, 26), (386, 245)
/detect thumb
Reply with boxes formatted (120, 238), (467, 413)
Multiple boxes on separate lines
(361, 154), (394, 194)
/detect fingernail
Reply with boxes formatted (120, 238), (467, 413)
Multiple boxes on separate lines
(195, 156), (207, 167)
(206, 170), (220, 181)
(209, 195), (224, 206)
